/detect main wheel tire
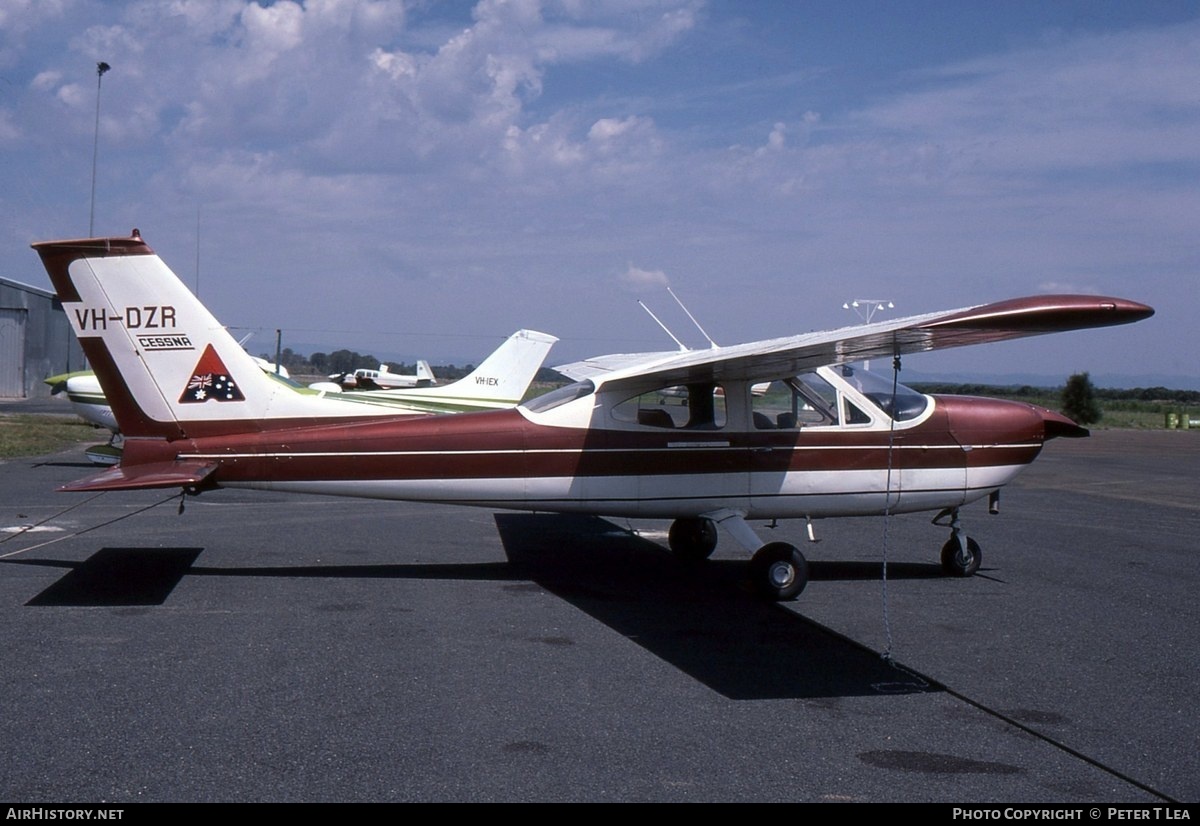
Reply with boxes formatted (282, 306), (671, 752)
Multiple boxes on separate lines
(940, 536), (982, 577)
(668, 517), (719, 561)
(750, 542), (809, 601)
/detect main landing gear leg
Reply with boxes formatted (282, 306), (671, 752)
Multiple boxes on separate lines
(678, 510), (808, 601)
(932, 507), (982, 577)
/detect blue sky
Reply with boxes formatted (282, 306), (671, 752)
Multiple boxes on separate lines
(2, 1), (1197, 386)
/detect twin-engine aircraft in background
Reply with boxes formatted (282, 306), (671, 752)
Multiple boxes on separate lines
(34, 231), (1153, 600)
(332, 360), (437, 390)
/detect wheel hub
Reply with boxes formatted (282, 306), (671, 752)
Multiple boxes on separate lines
(767, 561), (795, 589)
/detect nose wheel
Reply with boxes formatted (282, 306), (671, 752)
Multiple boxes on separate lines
(941, 535), (981, 577)
(933, 507), (982, 577)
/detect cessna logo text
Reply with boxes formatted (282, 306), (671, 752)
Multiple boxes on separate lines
(136, 334), (194, 351)
(72, 305), (177, 332)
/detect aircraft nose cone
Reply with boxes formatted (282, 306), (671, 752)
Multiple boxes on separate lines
(1038, 406), (1089, 439)
(937, 395), (1088, 445)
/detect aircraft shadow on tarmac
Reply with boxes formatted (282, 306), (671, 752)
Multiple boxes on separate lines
(6, 514), (945, 700)
(492, 513), (941, 701)
(17, 547), (203, 606)
(29, 459), (102, 470)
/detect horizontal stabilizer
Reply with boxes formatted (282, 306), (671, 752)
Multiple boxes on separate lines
(59, 460), (219, 492)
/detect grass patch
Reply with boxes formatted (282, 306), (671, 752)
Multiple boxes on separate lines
(0, 414), (101, 458)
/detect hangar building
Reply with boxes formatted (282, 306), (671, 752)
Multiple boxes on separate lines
(0, 277), (85, 399)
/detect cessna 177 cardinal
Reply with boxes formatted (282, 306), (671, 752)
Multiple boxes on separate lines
(34, 231), (1153, 600)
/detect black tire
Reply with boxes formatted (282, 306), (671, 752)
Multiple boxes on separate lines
(668, 517), (719, 560)
(750, 542), (809, 601)
(940, 536), (982, 577)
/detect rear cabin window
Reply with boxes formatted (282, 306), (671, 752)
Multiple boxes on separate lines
(612, 383), (727, 429)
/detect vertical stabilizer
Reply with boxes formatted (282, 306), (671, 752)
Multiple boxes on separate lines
(415, 359), (436, 386)
(352, 329), (557, 411)
(33, 232), (382, 438)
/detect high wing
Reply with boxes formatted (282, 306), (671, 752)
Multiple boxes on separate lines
(554, 295), (1153, 389)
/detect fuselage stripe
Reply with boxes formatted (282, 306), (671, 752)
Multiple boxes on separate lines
(179, 443), (1040, 461)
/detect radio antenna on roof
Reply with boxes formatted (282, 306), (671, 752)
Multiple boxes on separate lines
(668, 287), (719, 349)
(638, 300), (688, 351)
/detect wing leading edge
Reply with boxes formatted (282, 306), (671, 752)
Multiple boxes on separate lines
(554, 295), (1153, 389)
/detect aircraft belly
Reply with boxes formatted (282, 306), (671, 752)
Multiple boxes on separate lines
(223, 473), (749, 518)
(746, 466), (956, 518)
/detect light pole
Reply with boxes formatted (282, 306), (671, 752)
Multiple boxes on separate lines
(88, 61), (111, 236)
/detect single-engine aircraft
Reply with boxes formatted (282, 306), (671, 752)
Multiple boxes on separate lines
(33, 232), (1153, 600)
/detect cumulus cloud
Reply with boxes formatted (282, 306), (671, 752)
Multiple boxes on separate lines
(619, 264), (670, 291)
(0, 110), (18, 143)
(30, 70), (62, 91)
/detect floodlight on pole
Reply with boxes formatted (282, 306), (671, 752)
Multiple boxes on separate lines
(842, 298), (894, 324)
(88, 61), (111, 237)
(842, 299), (895, 370)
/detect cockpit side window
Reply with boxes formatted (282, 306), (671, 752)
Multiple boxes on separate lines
(752, 375), (838, 429)
(752, 367), (929, 429)
(612, 382), (727, 429)
(843, 398), (872, 425)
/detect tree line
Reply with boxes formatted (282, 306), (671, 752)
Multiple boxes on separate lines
(908, 380), (1199, 404)
(911, 373), (1198, 426)
(260, 347), (561, 383)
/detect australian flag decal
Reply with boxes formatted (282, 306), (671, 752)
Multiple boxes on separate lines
(179, 344), (245, 404)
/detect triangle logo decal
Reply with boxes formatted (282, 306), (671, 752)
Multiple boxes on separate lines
(179, 344), (246, 404)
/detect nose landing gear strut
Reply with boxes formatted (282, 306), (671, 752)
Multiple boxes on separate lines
(932, 507), (982, 577)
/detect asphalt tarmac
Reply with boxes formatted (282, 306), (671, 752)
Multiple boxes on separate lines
(0, 429), (1196, 803)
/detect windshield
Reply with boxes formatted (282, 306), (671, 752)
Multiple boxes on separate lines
(837, 365), (928, 421)
(521, 380), (595, 413)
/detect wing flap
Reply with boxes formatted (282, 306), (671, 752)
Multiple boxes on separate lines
(59, 460), (219, 492)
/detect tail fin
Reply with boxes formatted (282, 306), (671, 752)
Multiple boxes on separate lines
(415, 359), (436, 386)
(353, 329), (557, 411)
(33, 232), (384, 439)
